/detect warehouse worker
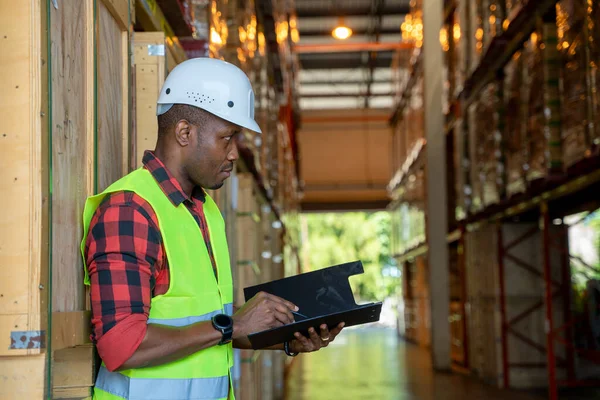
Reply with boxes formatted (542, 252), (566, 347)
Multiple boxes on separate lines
(80, 57), (344, 400)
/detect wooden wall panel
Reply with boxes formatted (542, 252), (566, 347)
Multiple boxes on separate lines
(0, 355), (47, 398)
(97, 0), (127, 192)
(50, 0), (90, 313)
(0, 0), (47, 358)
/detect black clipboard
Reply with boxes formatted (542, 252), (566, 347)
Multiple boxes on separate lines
(243, 260), (382, 350)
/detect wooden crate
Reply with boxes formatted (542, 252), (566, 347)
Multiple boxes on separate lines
(0, 0), (49, 364)
(50, 0), (132, 342)
(0, 0), (132, 396)
(133, 31), (167, 168)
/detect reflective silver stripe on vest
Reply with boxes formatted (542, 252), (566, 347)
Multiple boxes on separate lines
(147, 303), (233, 327)
(96, 366), (231, 400)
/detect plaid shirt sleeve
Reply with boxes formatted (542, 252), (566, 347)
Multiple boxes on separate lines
(84, 191), (165, 369)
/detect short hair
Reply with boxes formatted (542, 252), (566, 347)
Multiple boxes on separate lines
(157, 104), (211, 136)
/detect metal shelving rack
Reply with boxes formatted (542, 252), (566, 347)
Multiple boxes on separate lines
(389, 0), (600, 397)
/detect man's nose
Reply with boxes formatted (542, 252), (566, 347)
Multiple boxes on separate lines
(228, 141), (239, 161)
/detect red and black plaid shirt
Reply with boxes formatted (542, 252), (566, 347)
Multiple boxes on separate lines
(84, 150), (218, 371)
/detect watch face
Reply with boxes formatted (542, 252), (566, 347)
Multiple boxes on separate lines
(214, 314), (232, 328)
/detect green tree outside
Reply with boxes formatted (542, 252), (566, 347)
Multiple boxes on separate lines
(300, 212), (400, 302)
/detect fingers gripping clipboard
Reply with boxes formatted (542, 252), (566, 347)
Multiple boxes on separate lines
(243, 261), (383, 350)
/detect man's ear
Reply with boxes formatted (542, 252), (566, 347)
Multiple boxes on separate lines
(174, 120), (191, 147)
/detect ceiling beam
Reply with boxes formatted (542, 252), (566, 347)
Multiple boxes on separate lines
(302, 114), (391, 123)
(295, 42), (412, 53)
(299, 52), (393, 69)
(296, 4), (409, 18)
(303, 183), (388, 191)
(300, 200), (390, 212)
(300, 79), (392, 85)
(300, 92), (393, 98)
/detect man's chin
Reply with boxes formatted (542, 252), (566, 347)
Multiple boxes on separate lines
(208, 182), (225, 191)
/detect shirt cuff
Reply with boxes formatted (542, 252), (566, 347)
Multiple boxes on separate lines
(96, 314), (148, 372)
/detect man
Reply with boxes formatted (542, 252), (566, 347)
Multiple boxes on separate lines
(81, 57), (344, 400)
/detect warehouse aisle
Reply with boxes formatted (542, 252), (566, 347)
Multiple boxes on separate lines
(284, 327), (544, 400)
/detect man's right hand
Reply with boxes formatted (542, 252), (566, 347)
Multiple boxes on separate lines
(232, 291), (298, 339)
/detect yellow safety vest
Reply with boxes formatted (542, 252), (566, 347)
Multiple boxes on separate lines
(81, 168), (235, 400)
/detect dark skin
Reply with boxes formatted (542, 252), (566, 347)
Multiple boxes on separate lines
(118, 112), (344, 371)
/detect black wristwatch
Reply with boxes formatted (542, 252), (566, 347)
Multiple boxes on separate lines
(211, 314), (233, 345)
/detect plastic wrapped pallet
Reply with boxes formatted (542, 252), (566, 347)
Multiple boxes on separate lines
(556, 0), (594, 169)
(485, 0), (506, 45)
(453, 3), (468, 98)
(454, 118), (471, 221)
(504, 52), (528, 196)
(468, 82), (500, 211)
(407, 77), (425, 155)
(523, 31), (548, 182)
(468, 0), (487, 73)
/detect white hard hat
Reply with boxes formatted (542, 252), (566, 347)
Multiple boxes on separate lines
(156, 57), (262, 134)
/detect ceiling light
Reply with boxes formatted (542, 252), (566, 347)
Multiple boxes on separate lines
(332, 17), (352, 40)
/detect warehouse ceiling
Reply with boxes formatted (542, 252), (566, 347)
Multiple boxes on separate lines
(294, 0), (410, 211)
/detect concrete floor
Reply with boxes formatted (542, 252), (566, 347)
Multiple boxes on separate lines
(284, 327), (566, 400)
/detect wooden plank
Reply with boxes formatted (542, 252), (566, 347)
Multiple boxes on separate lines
(121, 29), (130, 175)
(133, 32), (166, 167)
(100, 0), (130, 31)
(0, 355), (47, 399)
(52, 311), (92, 351)
(97, 0), (126, 192)
(166, 37), (187, 71)
(50, 0), (89, 313)
(0, 0), (47, 357)
(52, 345), (95, 389)
(52, 387), (93, 400)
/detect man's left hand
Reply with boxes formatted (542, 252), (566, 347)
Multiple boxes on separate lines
(290, 322), (345, 353)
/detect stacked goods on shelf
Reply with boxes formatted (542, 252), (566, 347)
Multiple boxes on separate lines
(523, 30), (548, 183)
(590, 0), (600, 147)
(407, 77), (425, 155)
(389, 199), (427, 257)
(468, 81), (500, 212)
(504, 51), (528, 196)
(485, 0), (506, 47)
(449, 244), (463, 302)
(452, 2), (468, 99)
(556, 0), (593, 169)
(453, 118), (470, 221)
(468, 0), (487, 73)
(401, 255), (430, 348)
